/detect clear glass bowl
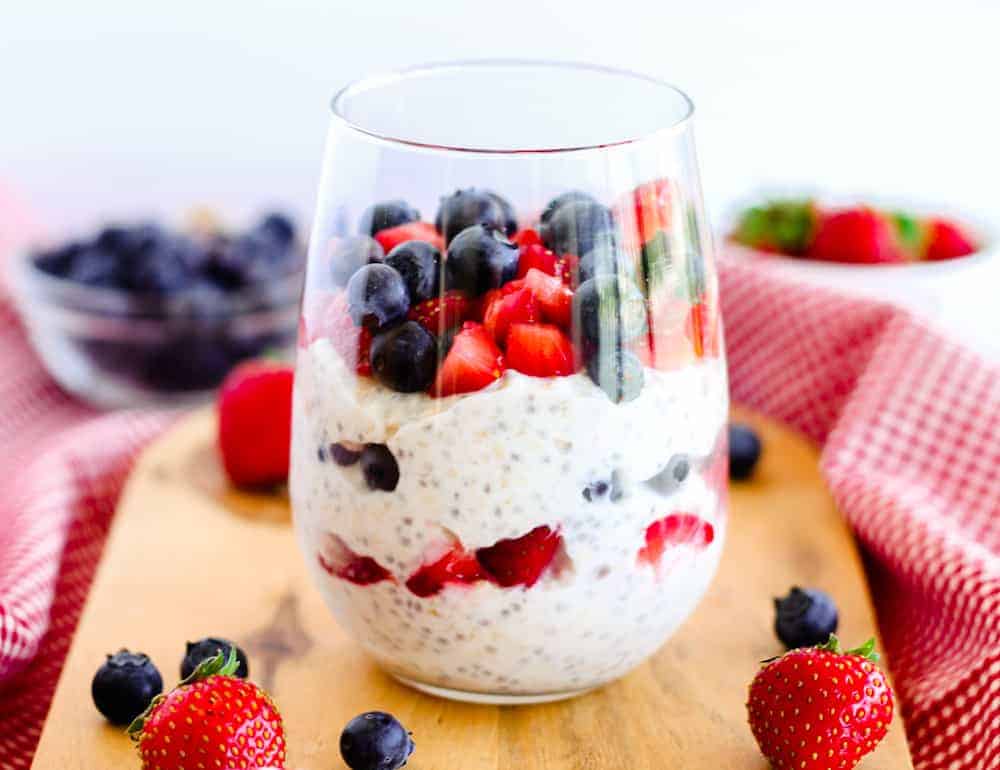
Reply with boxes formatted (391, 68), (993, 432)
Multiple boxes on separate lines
(291, 61), (729, 703)
(12, 254), (302, 409)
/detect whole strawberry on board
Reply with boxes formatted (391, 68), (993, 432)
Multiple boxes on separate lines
(128, 649), (286, 770)
(747, 635), (894, 770)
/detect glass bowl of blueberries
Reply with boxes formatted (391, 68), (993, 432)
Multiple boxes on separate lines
(12, 212), (304, 408)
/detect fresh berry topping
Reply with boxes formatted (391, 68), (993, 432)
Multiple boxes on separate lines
(445, 224), (520, 296)
(330, 442), (363, 466)
(310, 293), (376, 374)
(747, 636), (894, 770)
(128, 649), (286, 770)
(540, 199), (615, 257)
(638, 513), (714, 565)
(374, 221), (444, 253)
(515, 243), (560, 279)
(180, 637), (249, 680)
(523, 268), (574, 328)
(488, 191), (519, 236)
(475, 525), (562, 588)
(405, 544), (487, 597)
(435, 188), (510, 245)
(360, 443), (400, 492)
(431, 322), (505, 397)
(578, 238), (629, 284)
(91, 650), (163, 726)
(685, 298), (721, 358)
(511, 228), (543, 248)
(346, 263), (411, 330)
(924, 217), (977, 260)
(217, 361), (293, 488)
(573, 274), (648, 346)
(370, 321), (438, 393)
(506, 323), (576, 377)
(359, 200), (420, 237)
(774, 587), (840, 649)
(586, 347), (644, 403)
(616, 178), (674, 247)
(806, 207), (907, 264)
(482, 286), (540, 346)
(731, 199), (818, 255)
(407, 290), (473, 334)
(340, 711), (415, 770)
(319, 534), (393, 586)
(644, 454), (691, 495)
(384, 240), (442, 303)
(729, 423), (762, 480)
(540, 191), (600, 224)
(330, 235), (386, 285)
(554, 252), (580, 287)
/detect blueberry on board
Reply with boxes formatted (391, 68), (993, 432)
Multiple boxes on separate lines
(180, 637), (250, 680)
(346, 263), (410, 329)
(774, 587), (839, 649)
(91, 650), (164, 725)
(359, 200), (420, 237)
(33, 241), (83, 278)
(360, 444), (400, 492)
(435, 189), (508, 245)
(573, 275), (648, 347)
(370, 321), (438, 393)
(540, 191), (600, 224)
(256, 212), (296, 245)
(540, 198), (614, 256)
(330, 442), (363, 466)
(384, 241), (442, 303)
(330, 236), (385, 286)
(340, 711), (415, 770)
(729, 423), (762, 480)
(487, 191), (518, 236)
(444, 224), (519, 296)
(585, 347), (644, 404)
(69, 247), (124, 288)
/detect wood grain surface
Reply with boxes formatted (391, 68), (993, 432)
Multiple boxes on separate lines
(31, 408), (912, 770)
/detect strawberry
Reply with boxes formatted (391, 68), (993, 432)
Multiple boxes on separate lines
(309, 293), (373, 375)
(806, 207), (907, 264)
(685, 297), (721, 359)
(318, 533), (393, 586)
(476, 525), (562, 588)
(374, 221), (444, 253)
(515, 243), (560, 279)
(431, 322), (505, 397)
(638, 513), (714, 565)
(506, 323), (576, 377)
(217, 361), (293, 487)
(511, 228), (543, 248)
(483, 286), (540, 346)
(129, 649), (286, 769)
(554, 253), (579, 287)
(616, 178), (674, 248)
(638, 295), (696, 371)
(747, 636), (894, 770)
(924, 217), (977, 261)
(407, 290), (473, 334)
(405, 544), (486, 597)
(731, 199), (819, 255)
(523, 268), (573, 328)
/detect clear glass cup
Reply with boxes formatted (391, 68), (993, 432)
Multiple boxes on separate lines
(291, 61), (729, 704)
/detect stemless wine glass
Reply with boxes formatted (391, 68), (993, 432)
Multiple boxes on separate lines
(291, 61), (728, 704)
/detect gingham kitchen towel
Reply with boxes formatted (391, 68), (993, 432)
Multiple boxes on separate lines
(0, 245), (997, 770)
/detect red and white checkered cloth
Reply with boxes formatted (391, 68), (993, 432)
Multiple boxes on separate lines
(0, 239), (997, 769)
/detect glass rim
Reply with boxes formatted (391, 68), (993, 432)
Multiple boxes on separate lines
(330, 59), (695, 155)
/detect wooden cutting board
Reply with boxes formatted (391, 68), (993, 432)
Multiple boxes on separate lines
(31, 408), (912, 770)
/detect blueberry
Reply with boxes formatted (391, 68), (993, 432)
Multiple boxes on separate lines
(487, 191), (518, 236)
(91, 649), (163, 725)
(384, 241), (441, 303)
(774, 587), (839, 649)
(582, 469), (626, 502)
(585, 347), (644, 404)
(370, 321), (438, 392)
(346, 263), (410, 329)
(69, 247), (123, 288)
(573, 275), (648, 347)
(180, 637), (250, 680)
(33, 242), (83, 278)
(330, 236), (385, 286)
(359, 200), (420, 237)
(328, 443), (361, 466)
(645, 453), (691, 494)
(729, 423), (762, 480)
(540, 199), (614, 256)
(444, 225), (519, 296)
(129, 239), (194, 293)
(540, 191), (600, 224)
(435, 189), (508, 245)
(360, 444), (400, 492)
(340, 711), (414, 770)
(578, 235), (635, 284)
(256, 212), (296, 245)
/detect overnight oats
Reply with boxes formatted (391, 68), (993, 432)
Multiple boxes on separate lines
(291, 62), (728, 702)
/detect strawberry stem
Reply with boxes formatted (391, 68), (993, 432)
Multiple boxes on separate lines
(817, 634), (880, 662)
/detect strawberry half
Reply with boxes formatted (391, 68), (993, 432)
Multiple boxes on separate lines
(685, 297), (721, 359)
(407, 290), (473, 334)
(806, 207), (907, 264)
(616, 178), (674, 247)
(318, 534), (393, 586)
(309, 292), (374, 375)
(506, 323), (576, 377)
(924, 217), (977, 261)
(483, 286), (540, 346)
(515, 243), (560, 279)
(554, 253), (579, 287)
(523, 268), (573, 328)
(476, 525), (562, 588)
(638, 513), (714, 565)
(431, 321), (505, 397)
(374, 221), (444, 253)
(405, 545), (486, 597)
(512, 228), (543, 248)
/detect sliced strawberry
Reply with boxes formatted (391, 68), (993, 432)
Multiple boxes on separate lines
(407, 290), (473, 334)
(405, 546), (486, 597)
(506, 323), (576, 377)
(924, 218), (977, 261)
(638, 513), (714, 566)
(806, 207), (907, 264)
(431, 321), (505, 397)
(310, 293), (374, 375)
(512, 228), (543, 248)
(523, 268), (573, 328)
(685, 298), (721, 359)
(476, 525), (562, 588)
(483, 286), (540, 346)
(317, 535), (393, 586)
(515, 243), (560, 279)
(554, 253), (579, 287)
(374, 221), (444, 253)
(616, 178), (674, 247)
